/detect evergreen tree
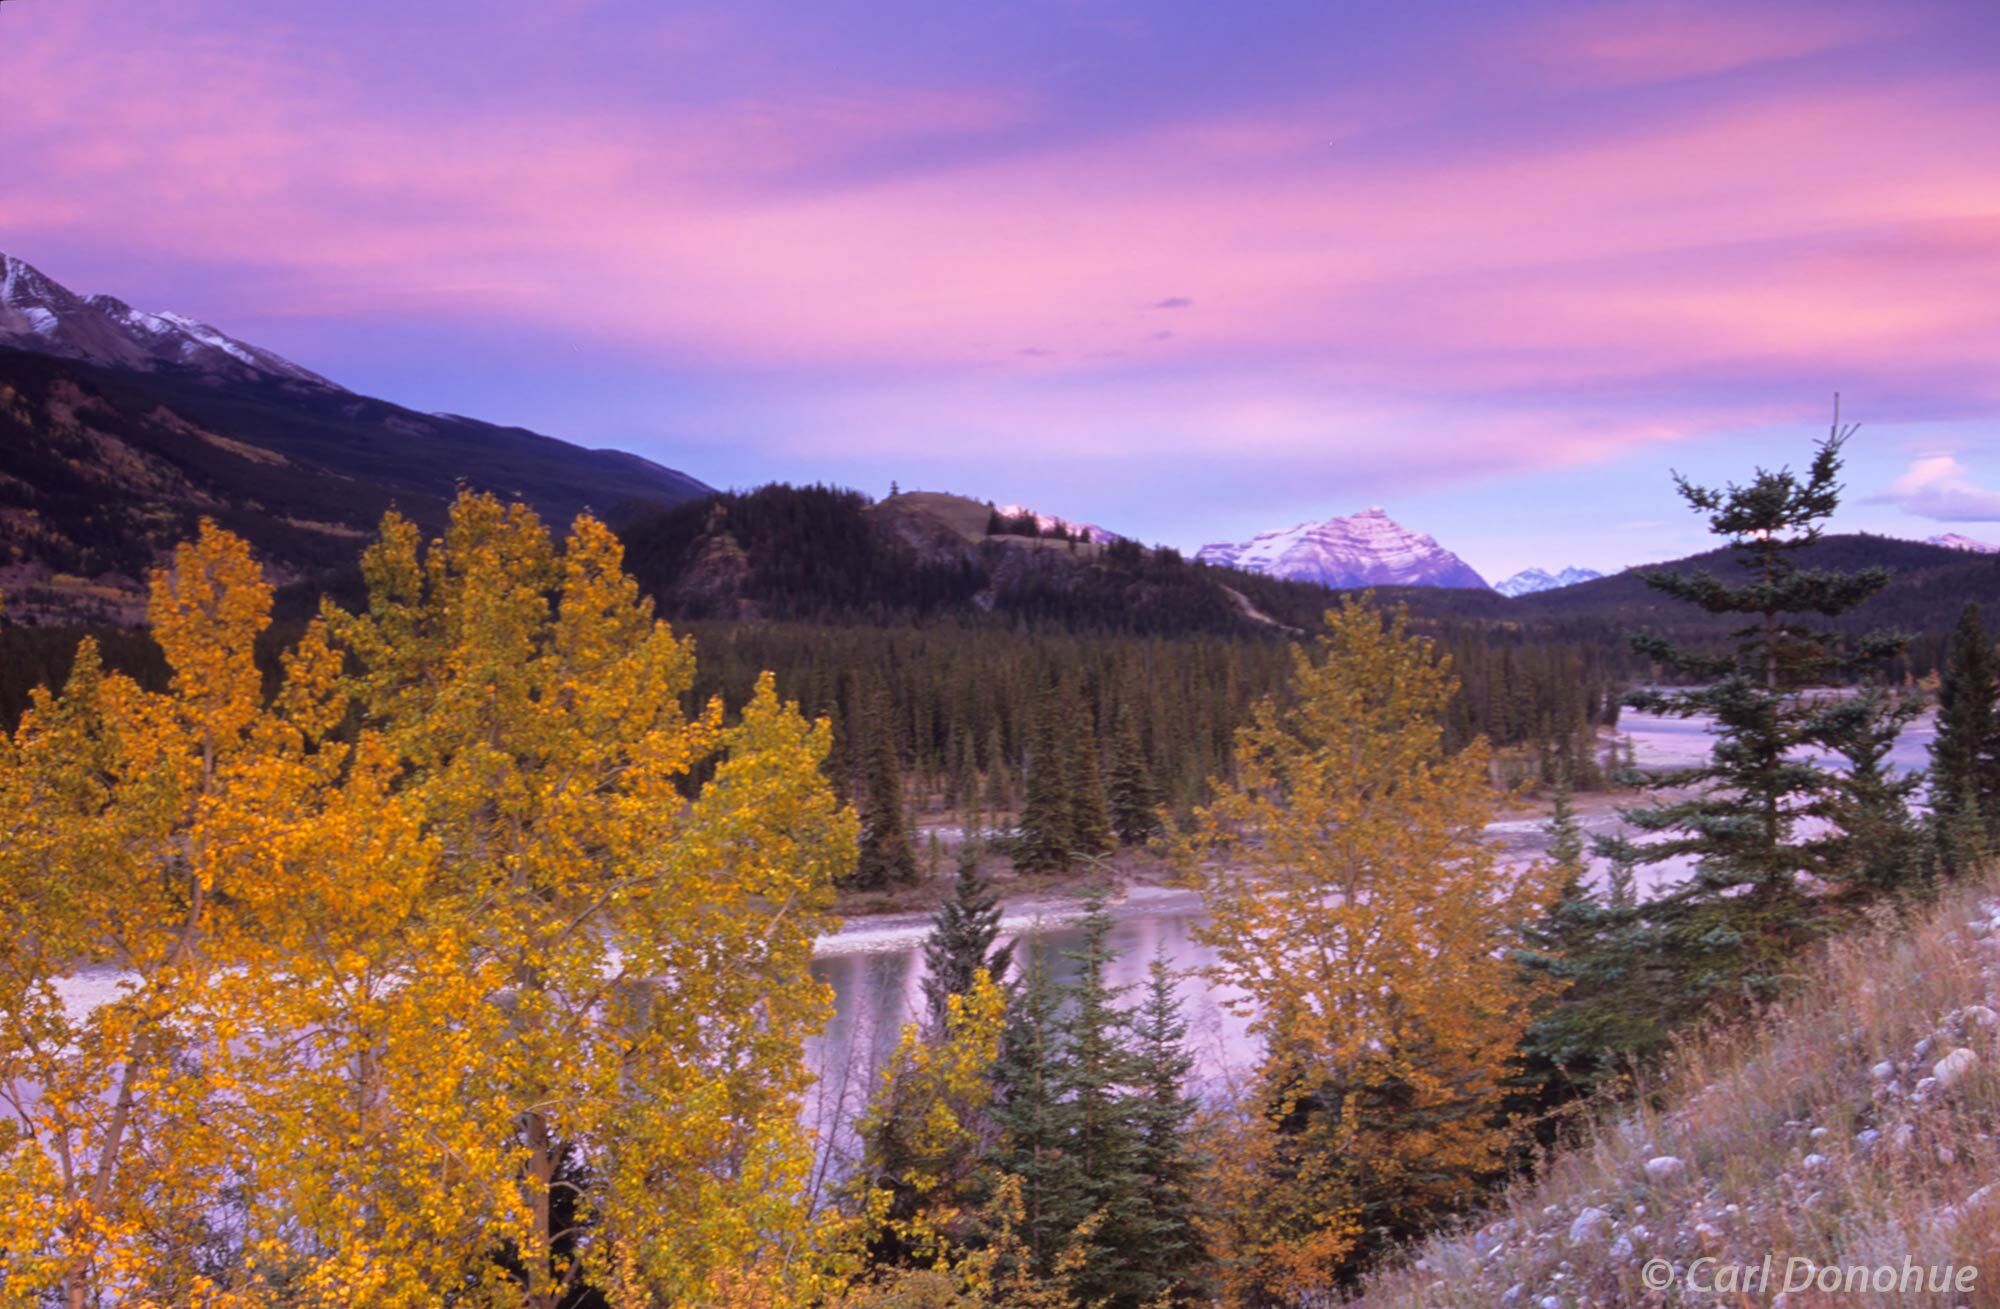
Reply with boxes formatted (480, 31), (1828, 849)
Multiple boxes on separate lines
(983, 724), (1014, 815)
(1818, 688), (1925, 899)
(988, 952), (1086, 1277)
(1513, 850), (1657, 1106)
(1602, 414), (1900, 1052)
(920, 844), (1016, 1032)
(1513, 793), (1656, 1106)
(1065, 690), (1115, 861)
(1545, 777), (1584, 875)
(1125, 954), (1210, 1307)
(1058, 898), (1145, 1309)
(1107, 703), (1164, 846)
(1930, 601), (1999, 874)
(1015, 688), (1074, 873)
(853, 690), (918, 889)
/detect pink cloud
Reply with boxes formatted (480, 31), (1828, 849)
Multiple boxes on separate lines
(1497, 0), (1905, 88)
(5, 0), (1998, 489)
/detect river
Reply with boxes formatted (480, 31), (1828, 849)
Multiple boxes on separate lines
(802, 701), (1942, 1136)
(40, 705), (1940, 1155)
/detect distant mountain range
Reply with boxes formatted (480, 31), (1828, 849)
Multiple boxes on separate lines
(1381, 532), (2000, 667)
(1495, 565), (1605, 597)
(1929, 533), (2000, 554)
(1196, 508), (1490, 590)
(0, 252), (710, 622)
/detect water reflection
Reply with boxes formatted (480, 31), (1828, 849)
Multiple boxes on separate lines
(804, 704), (1941, 1119)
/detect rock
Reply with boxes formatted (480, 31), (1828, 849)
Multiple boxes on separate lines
(1856, 1129), (1882, 1151)
(1872, 1060), (1897, 1081)
(1967, 1005), (1999, 1028)
(1936, 1047), (1980, 1088)
(1644, 1155), (1687, 1184)
(1891, 1123), (1917, 1154)
(1609, 1233), (1635, 1261)
(1500, 1286), (1525, 1308)
(1802, 1153), (1828, 1171)
(1568, 1206), (1611, 1245)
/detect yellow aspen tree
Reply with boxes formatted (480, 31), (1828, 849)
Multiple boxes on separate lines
(236, 492), (857, 1306)
(0, 522), (319, 1308)
(844, 970), (1008, 1276)
(1178, 597), (1560, 1302)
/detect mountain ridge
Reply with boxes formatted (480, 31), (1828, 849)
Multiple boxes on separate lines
(1495, 564), (1606, 597)
(0, 252), (712, 622)
(1, 253), (336, 388)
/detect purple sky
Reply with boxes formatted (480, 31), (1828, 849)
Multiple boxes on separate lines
(6, 0), (2000, 579)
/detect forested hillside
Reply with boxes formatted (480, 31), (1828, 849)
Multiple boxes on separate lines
(1391, 532), (2000, 681)
(617, 483), (1341, 635)
(0, 345), (708, 623)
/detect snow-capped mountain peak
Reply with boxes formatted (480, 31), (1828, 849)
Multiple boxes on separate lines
(995, 503), (1122, 543)
(1928, 533), (2000, 554)
(1495, 565), (1605, 597)
(1195, 507), (1490, 591)
(0, 252), (337, 389)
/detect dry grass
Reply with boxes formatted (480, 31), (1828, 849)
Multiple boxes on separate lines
(1348, 877), (2000, 1308)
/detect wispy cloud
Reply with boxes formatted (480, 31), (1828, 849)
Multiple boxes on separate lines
(1870, 454), (2000, 522)
(5, 0), (1998, 504)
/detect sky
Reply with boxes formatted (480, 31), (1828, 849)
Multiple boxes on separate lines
(5, 0), (2000, 581)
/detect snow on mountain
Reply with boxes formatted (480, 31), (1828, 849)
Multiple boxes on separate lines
(1195, 507), (1490, 591)
(0, 252), (337, 388)
(995, 503), (1122, 544)
(1495, 565), (1605, 597)
(1928, 533), (2000, 554)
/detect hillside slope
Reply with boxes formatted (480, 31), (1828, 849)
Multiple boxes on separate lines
(1349, 877), (2000, 1308)
(617, 485), (1345, 636)
(0, 346), (709, 621)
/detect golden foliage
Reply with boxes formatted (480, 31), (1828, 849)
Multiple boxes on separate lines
(1178, 597), (1561, 1301)
(0, 497), (858, 1307)
(845, 969), (1008, 1271)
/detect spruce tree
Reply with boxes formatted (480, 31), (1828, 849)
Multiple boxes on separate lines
(1015, 688), (1074, 873)
(1125, 954), (1210, 1307)
(1059, 898), (1144, 1308)
(1065, 690), (1115, 860)
(1930, 602), (1999, 874)
(1818, 688), (1925, 899)
(1514, 785), (1653, 1105)
(1603, 414), (1900, 1046)
(1107, 703), (1164, 846)
(920, 844), (1015, 1031)
(1545, 777), (1584, 875)
(988, 951), (1086, 1276)
(983, 724), (1014, 814)
(853, 691), (918, 889)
